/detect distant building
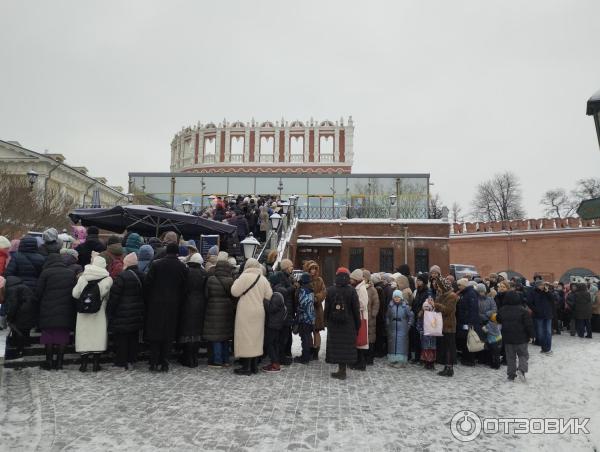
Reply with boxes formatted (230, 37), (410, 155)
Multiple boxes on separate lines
(0, 139), (126, 207)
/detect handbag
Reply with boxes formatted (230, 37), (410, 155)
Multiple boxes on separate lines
(423, 310), (443, 336)
(467, 326), (485, 352)
(355, 311), (368, 347)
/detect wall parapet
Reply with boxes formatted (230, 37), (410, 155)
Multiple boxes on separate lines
(451, 217), (599, 234)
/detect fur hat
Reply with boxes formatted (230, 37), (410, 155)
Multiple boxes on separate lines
(42, 228), (59, 243)
(60, 248), (78, 259)
(416, 273), (429, 285)
(0, 236), (10, 249)
(189, 253), (204, 265)
(475, 283), (487, 294)
(217, 251), (229, 262)
(457, 278), (469, 289)
(280, 259), (293, 272)
(350, 269), (364, 282)
(163, 231), (178, 245)
(123, 252), (138, 269)
(208, 245), (219, 256)
(336, 267), (350, 275)
(371, 274), (382, 285)
(435, 276), (453, 294)
(362, 269), (372, 282)
(429, 265), (441, 275)
(395, 274), (410, 290)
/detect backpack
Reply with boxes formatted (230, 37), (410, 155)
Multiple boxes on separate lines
(77, 280), (103, 314)
(298, 288), (315, 325)
(329, 291), (349, 325)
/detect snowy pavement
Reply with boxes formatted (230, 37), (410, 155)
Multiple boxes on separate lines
(1, 333), (600, 451)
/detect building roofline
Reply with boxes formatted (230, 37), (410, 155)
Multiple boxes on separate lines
(0, 139), (125, 197)
(129, 171), (431, 178)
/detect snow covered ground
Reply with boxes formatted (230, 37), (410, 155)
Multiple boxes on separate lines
(1, 333), (599, 451)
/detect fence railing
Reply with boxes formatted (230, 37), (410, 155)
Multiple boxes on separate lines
(295, 205), (429, 220)
(229, 154), (243, 163)
(203, 154), (215, 164)
(289, 154), (304, 163)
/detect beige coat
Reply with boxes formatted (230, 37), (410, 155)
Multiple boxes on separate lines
(366, 283), (380, 344)
(231, 259), (273, 358)
(355, 280), (369, 350)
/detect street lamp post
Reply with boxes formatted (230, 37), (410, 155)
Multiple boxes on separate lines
(181, 199), (193, 214)
(200, 180), (206, 211)
(240, 233), (260, 260)
(27, 169), (39, 191)
(277, 180), (284, 200)
(126, 193), (134, 204)
(269, 212), (282, 252)
(389, 194), (397, 219)
(587, 90), (600, 149)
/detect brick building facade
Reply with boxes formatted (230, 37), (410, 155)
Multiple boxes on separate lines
(289, 219), (450, 286)
(450, 218), (600, 283)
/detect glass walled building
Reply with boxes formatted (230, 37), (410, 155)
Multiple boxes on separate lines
(128, 172), (431, 219)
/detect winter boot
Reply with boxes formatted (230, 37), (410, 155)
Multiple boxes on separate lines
(234, 358), (252, 376)
(446, 366), (454, 377)
(41, 345), (54, 371)
(79, 354), (89, 372)
(250, 357), (258, 374)
(54, 346), (65, 370)
(437, 366), (449, 376)
(331, 364), (347, 380)
(311, 348), (319, 361)
(350, 350), (366, 371)
(92, 354), (102, 372)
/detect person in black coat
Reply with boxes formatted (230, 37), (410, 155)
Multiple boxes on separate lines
(527, 280), (555, 354)
(269, 266), (297, 364)
(262, 291), (288, 372)
(324, 267), (361, 380)
(4, 276), (37, 358)
(75, 226), (106, 267)
(178, 254), (208, 368)
(36, 254), (77, 370)
(497, 291), (534, 381)
(107, 252), (145, 369)
(203, 260), (235, 367)
(144, 243), (188, 372)
(410, 273), (431, 363)
(5, 236), (46, 290)
(455, 279), (480, 366)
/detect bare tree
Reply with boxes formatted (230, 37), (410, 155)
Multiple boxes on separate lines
(428, 192), (445, 219)
(540, 188), (576, 218)
(472, 171), (525, 222)
(572, 177), (600, 202)
(451, 202), (463, 222)
(0, 172), (75, 237)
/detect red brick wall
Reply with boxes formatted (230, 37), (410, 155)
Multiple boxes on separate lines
(194, 133), (199, 164)
(309, 130), (315, 162)
(219, 131), (225, 163)
(449, 230), (600, 281)
(339, 130), (345, 162)
(279, 130), (285, 162)
(290, 221), (450, 274)
(249, 131), (255, 162)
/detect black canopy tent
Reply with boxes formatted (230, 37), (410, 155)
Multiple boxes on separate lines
(69, 205), (237, 239)
(587, 89), (600, 149)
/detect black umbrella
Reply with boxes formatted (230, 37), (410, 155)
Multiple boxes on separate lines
(69, 205), (237, 239)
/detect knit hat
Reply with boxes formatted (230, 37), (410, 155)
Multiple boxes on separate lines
(107, 235), (121, 246)
(0, 236), (10, 249)
(217, 251), (229, 262)
(457, 278), (469, 289)
(416, 273), (429, 285)
(362, 269), (372, 282)
(60, 248), (79, 259)
(189, 253), (204, 265)
(163, 231), (178, 244)
(299, 272), (311, 285)
(392, 289), (403, 299)
(429, 265), (441, 275)
(350, 269), (363, 282)
(371, 274), (382, 285)
(336, 267), (350, 275)
(208, 245), (219, 256)
(123, 252), (138, 269)
(280, 259), (293, 272)
(87, 226), (99, 236)
(42, 228), (59, 243)
(166, 243), (179, 255)
(498, 272), (508, 280)
(475, 283), (487, 294)
(91, 255), (107, 269)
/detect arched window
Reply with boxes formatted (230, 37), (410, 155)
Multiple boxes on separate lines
(319, 136), (334, 162)
(290, 136), (304, 162)
(204, 137), (216, 163)
(230, 136), (244, 163)
(260, 136), (274, 162)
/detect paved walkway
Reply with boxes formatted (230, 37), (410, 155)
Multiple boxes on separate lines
(1, 334), (599, 451)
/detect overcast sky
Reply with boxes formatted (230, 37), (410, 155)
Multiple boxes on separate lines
(1, 0), (599, 217)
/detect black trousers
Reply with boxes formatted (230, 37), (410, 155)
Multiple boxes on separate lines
(409, 325), (421, 360)
(114, 331), (139, 366)
(283, 326), (293, 357)
(439, 333), (457, 366)
(149, 341), (170, 366)
(265, 327), (288, 364)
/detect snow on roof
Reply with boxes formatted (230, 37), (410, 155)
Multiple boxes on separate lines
(297, 238), (342, 246)
(299, 218), (447, 225)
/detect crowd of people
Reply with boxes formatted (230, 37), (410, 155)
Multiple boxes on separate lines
(0, 222), (598, 382)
